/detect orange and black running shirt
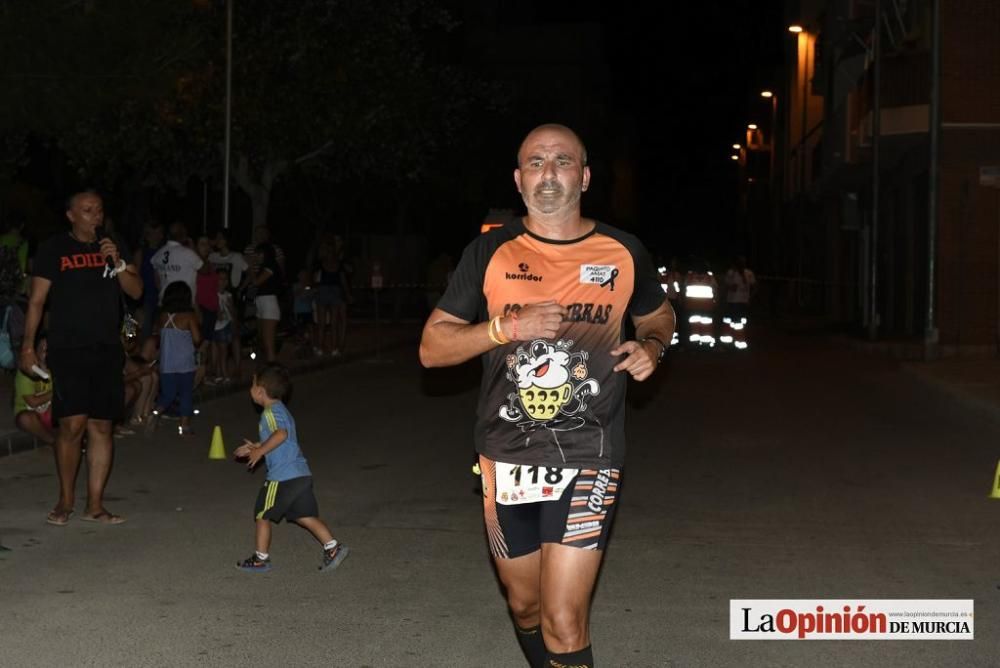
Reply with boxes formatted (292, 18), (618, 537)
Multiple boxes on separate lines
(437, 218), (666, 469)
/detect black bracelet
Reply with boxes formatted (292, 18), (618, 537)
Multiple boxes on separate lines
(641, 335), (667, 363)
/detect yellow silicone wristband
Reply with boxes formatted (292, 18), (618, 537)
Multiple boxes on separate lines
(487, 317), (503, 346)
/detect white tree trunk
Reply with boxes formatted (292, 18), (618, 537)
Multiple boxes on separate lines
(251, 188), (270, 230)
(233, 153), (279, 234)
(232, 145), (329, 234)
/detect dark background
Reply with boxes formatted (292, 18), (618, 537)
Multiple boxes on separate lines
(1, 1), (786, 275)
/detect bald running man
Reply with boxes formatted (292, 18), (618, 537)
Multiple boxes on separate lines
(420, 124), (675, 667)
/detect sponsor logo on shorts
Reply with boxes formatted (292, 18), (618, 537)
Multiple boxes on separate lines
(587, 469), (612, 514)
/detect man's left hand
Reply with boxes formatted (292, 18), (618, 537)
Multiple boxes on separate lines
(611, 340), (659, 381)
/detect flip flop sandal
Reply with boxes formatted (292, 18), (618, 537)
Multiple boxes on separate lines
(80, 511), (126, 525)
(46, 509), (74, 526)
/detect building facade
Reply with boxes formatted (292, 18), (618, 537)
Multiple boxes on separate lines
(775, 0), (1000, 355)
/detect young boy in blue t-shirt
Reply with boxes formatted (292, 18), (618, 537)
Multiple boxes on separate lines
(233, 363), (349, 572)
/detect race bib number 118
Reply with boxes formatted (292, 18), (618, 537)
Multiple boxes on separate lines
(495, 462), (578, 505)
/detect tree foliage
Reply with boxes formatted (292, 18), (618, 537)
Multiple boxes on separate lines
(219, 0), (491, 224)
(1, 0), (498, 227)
(0, 0), (213, 189)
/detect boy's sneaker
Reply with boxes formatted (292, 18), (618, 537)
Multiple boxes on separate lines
(320, 544), (350, 572)
(236, 553), (272, 573)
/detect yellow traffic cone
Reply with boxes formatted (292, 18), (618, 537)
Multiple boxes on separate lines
(209, 426), (226, 460)
(989, 460), (1000, 499)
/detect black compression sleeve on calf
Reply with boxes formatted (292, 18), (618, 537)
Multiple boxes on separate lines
(547, 645), (594, 668)
(515, 624), (546, 668)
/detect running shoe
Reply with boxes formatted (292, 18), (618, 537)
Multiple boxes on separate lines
(319, 544), (350, 572)
(236, 554), (272, 573)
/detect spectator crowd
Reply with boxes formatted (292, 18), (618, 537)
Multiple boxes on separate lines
(2, 205), (356, 445)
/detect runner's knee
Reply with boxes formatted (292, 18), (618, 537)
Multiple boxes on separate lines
(506, 592), (540, 624)
(541, 607), (587, 651)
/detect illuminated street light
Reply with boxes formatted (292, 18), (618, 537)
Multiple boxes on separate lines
(730, 155), (739, 161)
(733, 144), (741, 150)
(760, 90), (774, 98)
(788, 24), (804, 33)
(747, 123), (758, 130)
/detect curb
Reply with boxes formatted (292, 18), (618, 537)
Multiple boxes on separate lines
(0, 334), (417, 460)
(900, 362), (1000, 425)
(1, 430), (41, 459)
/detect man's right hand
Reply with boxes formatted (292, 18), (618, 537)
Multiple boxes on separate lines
(19, 347), (38, 376)
(504, 301), (567, 341)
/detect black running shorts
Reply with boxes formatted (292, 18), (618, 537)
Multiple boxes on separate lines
(48, 344), (125, 422)
(254, 476), (319, 523)
(479, 455), (622, 560)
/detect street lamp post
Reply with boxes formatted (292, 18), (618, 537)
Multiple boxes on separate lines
(222, 0), (233, 230)
(787, 25), (810, 312)
(868, 0), (882, 340)
(760, 90), (779, 279)
(760, 90), (778, 186)
(925, 0), (940, 356)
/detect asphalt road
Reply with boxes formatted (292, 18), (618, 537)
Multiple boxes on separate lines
(1, 329), (998, 667)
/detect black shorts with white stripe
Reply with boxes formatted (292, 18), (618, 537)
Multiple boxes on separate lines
(479, 455), (622, 560)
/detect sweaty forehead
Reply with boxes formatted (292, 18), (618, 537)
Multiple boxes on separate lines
(518, 131), (583, 161)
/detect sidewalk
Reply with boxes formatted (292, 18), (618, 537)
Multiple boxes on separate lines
(0, 319), (423, 458)
(903, 353), (1000, 420)
(811, 323), (1000, 419)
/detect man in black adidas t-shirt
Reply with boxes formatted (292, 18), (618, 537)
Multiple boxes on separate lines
(20, 190), (142, 527)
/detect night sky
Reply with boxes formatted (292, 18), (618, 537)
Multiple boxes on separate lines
(4, 1), (787, 271)
(424, 0), (787, 261)
(606, 2), (785, 259)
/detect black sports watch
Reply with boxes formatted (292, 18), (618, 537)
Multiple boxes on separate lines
(641, 335), (667, 363)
